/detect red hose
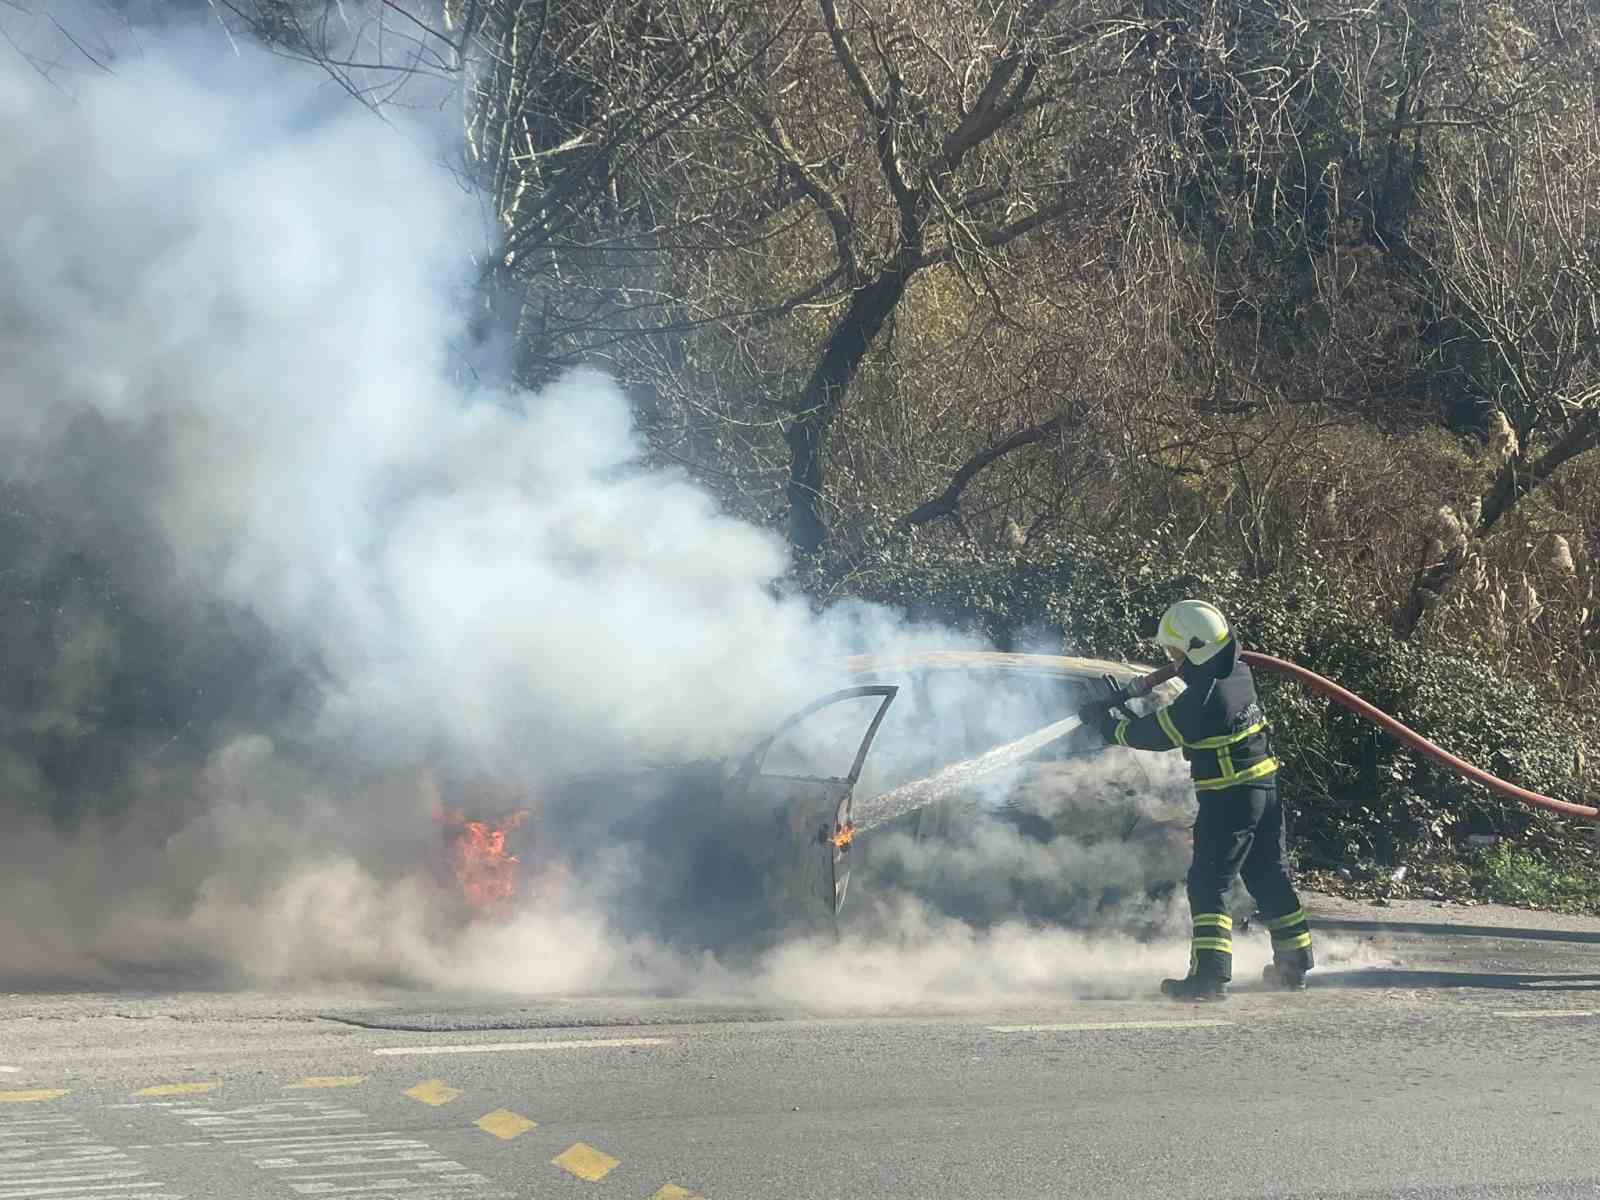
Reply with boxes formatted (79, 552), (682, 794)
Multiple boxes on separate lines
(1121, 652), (1597, 820)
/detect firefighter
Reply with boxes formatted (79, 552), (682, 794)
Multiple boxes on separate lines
(1076, 600), (1314, 1001)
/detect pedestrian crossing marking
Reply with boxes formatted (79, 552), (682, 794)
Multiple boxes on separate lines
(474, 1108), (537, 1140)
(553, 1141), (620, 1181)
(404, 1080), (461, 1106)
(0, 1106), (179, 1196)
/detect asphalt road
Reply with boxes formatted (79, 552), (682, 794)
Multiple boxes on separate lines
(4, 894), (1600, 1200)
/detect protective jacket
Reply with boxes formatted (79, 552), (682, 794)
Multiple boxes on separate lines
(1081, 632), (1312, 993)
(1109, 637), (1278, 792)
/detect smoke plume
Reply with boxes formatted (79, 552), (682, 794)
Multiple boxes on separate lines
(0, 6), (1227, 1000)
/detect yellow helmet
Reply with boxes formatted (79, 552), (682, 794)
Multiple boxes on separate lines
(1155, 599), (1232, 665)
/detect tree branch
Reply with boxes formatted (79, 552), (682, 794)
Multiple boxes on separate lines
(913, 192), (1080, 268)
(817, 0), (883, 118)
(939, 0), (1057, 169)
(942, 56), (1036, 168)
(898, 413), (1066, 528)
(1395, 400), (1600, 638)
(749, 103), (862, 282)
(1478, 400), (1600, 533)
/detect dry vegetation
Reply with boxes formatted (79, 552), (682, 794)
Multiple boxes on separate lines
(221, 0), (1600, 691)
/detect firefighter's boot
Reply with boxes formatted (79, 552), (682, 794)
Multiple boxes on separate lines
(1261, 961), (1308, 991)
(1160, 973), (1229, 1003)
(1261, 907), (1315, 981)
(1165, 910), (1232, 1001)
(1259, 910), (1314, 992)
(1261, 942), (1314, 992)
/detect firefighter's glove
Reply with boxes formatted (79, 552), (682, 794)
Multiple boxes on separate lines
(1074, 702), (1119, 742)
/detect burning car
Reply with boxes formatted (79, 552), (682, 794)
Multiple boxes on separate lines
(432, 652), (1192, 956)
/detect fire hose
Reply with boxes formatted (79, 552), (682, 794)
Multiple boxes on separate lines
(1109, 651), (1599, 821)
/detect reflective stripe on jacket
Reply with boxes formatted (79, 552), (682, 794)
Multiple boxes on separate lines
(1111, 636), (1278, 791)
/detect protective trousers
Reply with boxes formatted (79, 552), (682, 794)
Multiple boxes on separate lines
(1186, 782), (1314, 982)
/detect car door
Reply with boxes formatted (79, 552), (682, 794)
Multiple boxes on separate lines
(729, 685), (897, 930)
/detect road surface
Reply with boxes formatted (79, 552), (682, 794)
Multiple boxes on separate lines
(3, 894), (1599, 1200)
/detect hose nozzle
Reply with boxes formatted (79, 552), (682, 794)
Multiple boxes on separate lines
(1103, 662), (1178, 717)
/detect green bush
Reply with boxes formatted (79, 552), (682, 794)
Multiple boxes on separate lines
(1466, 845), (1600, 913)
(798, 532), (1600, 871)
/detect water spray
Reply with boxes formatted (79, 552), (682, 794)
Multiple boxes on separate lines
(827, 648), (1596, 922)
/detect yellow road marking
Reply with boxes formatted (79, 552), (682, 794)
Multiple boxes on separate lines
(136, 1082), (220, 1096)
(0, 1089), (68, 1103)
(286, 1076), (367, 1089)
(652, 1187), (703, 1200)
(474, 1108), (537, 1140)
(553, 1142), (620, 1182)
(405, 1080), (461, 1106)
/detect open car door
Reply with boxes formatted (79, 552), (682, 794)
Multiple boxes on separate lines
(730, 685), (897, 927)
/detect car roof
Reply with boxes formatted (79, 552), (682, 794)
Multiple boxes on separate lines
(833, 649), (1162, 681)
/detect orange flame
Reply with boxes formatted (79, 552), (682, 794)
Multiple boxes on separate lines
(828, 820), (856, 849)
(436, 807), (530, 916)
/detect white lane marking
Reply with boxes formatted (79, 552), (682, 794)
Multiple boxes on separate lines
(0, 1188), (177, 1198)
(254, 1158), (444, 1177)
(371, 1036), (669, 1057)
(0, 1123), (85, 1138)
(1493, 1009), (1598, 1019)
(215, 1134), (417, 1146)
(171, 1103), (366, 1131)
(0, 1176), (151, 1189)
(989, 1020), (1235, 1033)
(0, 1158), (135, 1177)
(0, 1190), (179, 1198)
(0, 1155), (129, 1173)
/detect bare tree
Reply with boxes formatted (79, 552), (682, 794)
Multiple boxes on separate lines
(1395, 97), (1600, 636)
(694, 0), (1136, 551)
(224, 0), (792, 380)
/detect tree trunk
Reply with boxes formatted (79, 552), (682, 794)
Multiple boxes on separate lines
(1392, 540), (1469, 641)
(1393, 411), (1600, 638)
(785, 268), (912, 552)
(1478, 412), (1600, 533)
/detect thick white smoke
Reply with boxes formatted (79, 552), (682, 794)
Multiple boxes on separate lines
(0, 33), (858, 780)
(0, 8), (1261, 1000)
